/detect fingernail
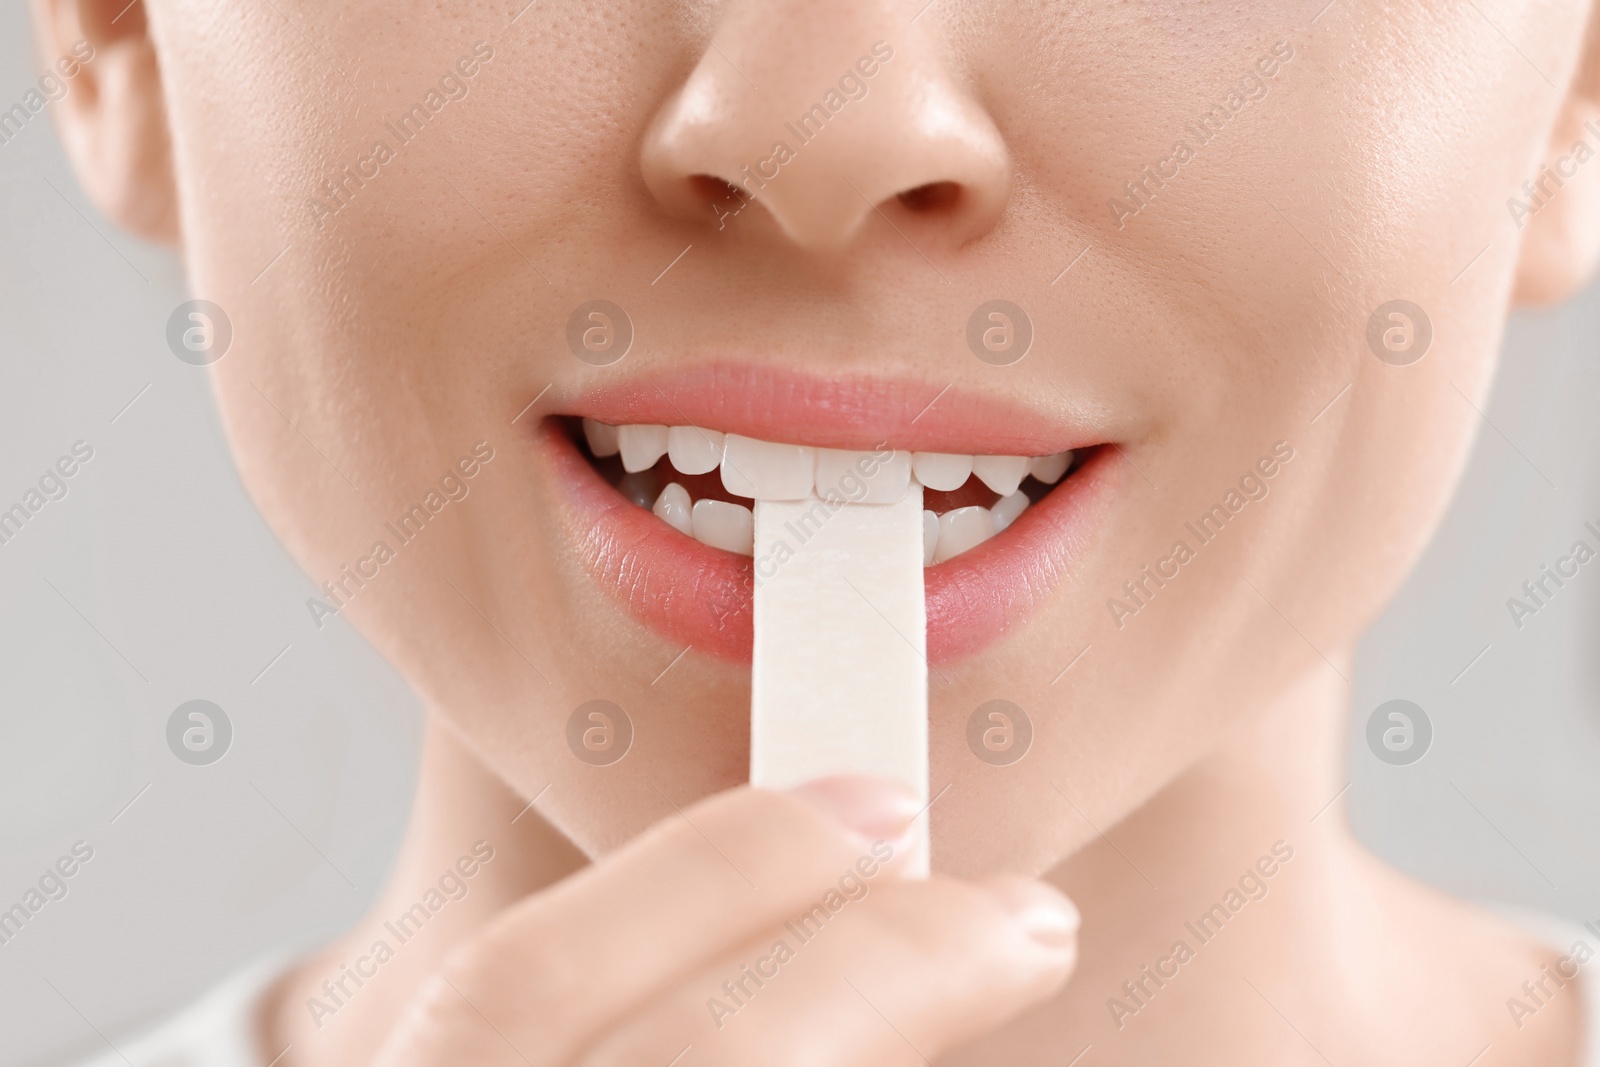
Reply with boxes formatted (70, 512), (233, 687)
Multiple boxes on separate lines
(986, 878), (1080, 950)
(788, 775), (921, 846)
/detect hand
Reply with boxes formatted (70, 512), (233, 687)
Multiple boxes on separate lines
(372, 777), (1079, 1066)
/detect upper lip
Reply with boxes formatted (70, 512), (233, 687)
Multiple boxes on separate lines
(547, 364), (1109, 455)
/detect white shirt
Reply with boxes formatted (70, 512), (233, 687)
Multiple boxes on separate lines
(82, 923), (1600, 1065)
(78, 954), (289, 1067)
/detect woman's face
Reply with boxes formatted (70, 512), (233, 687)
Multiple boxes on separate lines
(109, 0), (1594, 871)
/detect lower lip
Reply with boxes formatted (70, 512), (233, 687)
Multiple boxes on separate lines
(541, 422), (1117, 665)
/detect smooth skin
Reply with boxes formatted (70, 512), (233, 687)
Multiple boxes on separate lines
(31, 0), (1600, 1063)
(368, 775), (1075, 1066)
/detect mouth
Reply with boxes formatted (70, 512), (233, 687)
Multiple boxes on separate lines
(537, 368), (1117, 665)
(577, 418), (1080, 563)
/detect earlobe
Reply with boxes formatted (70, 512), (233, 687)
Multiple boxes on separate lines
(1511, 99), (1600, 306)
(30, 0), (180, 247)
(1511, 15), (1600, 307)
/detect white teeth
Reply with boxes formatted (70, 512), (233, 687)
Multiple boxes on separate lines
(721, 434), (815, 501)
(816, 448), (911, 504)
(583, 418), (621, 458)
(667, 426), (725, 476)
(692, 498), (754, 555)
(618, 424), (669, 473)
(592, 421), (1061, 502)
(991, 490), (1029, 532)
(935, 506), (996, 563)
(911, 452), (973, 492)
(972, 454), (1029, 496)
(590, 421), (1076, 559)
(652, 482), (693, 536)
(1029, 452), (1072, 485)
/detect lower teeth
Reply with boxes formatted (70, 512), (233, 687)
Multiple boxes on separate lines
(633, 477), (1045, 564)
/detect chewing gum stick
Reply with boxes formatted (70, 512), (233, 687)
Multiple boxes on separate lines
(750, 486), (929, 876)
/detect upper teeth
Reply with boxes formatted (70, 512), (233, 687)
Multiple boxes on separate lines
(584, 418), (1073, 564)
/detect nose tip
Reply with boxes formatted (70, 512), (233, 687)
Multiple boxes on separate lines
(640, 16), (1012, 251)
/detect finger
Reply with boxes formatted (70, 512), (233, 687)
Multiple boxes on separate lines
(578, 874), (1079, 1067)
(376, 778), (924, 1067)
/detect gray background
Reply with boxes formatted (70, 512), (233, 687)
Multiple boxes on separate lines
(1, 2), (1597, 1062)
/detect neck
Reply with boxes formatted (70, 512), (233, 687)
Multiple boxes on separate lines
(1046, 660), (1352, 927)
(267, 667), (1564, 1066)
(1008, 664), (1558, 1065)
(1054, 663), (1361, 1036)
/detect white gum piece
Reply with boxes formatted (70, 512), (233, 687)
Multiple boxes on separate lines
(751, 485), (929, 877)
(722, 434), (815, 500)
(922, 509), (939, 566)
(815, 448), (911, 504)
(667, 426), (725, 476)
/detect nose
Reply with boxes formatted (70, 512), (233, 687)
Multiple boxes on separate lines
(640, 0), (1012, 251)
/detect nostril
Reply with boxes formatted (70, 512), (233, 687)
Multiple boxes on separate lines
(679, 174), (756, 228)
(897, 181), (963, 215)
(688, 174), (747, 209)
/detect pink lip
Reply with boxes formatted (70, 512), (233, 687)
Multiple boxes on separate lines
(548, 365), (1104, 455)
(536, 367), (1119, 665)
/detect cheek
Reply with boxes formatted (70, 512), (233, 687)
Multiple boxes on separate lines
(161, 5), (619, 591)
(149, 0), (1592, 873)
(930, 5), (1584, 873)
(160, 4), (757, 851)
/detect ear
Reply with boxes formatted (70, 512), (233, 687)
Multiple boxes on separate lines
(1513, 11), (1600, 306)
(29, 0), (179, 246)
